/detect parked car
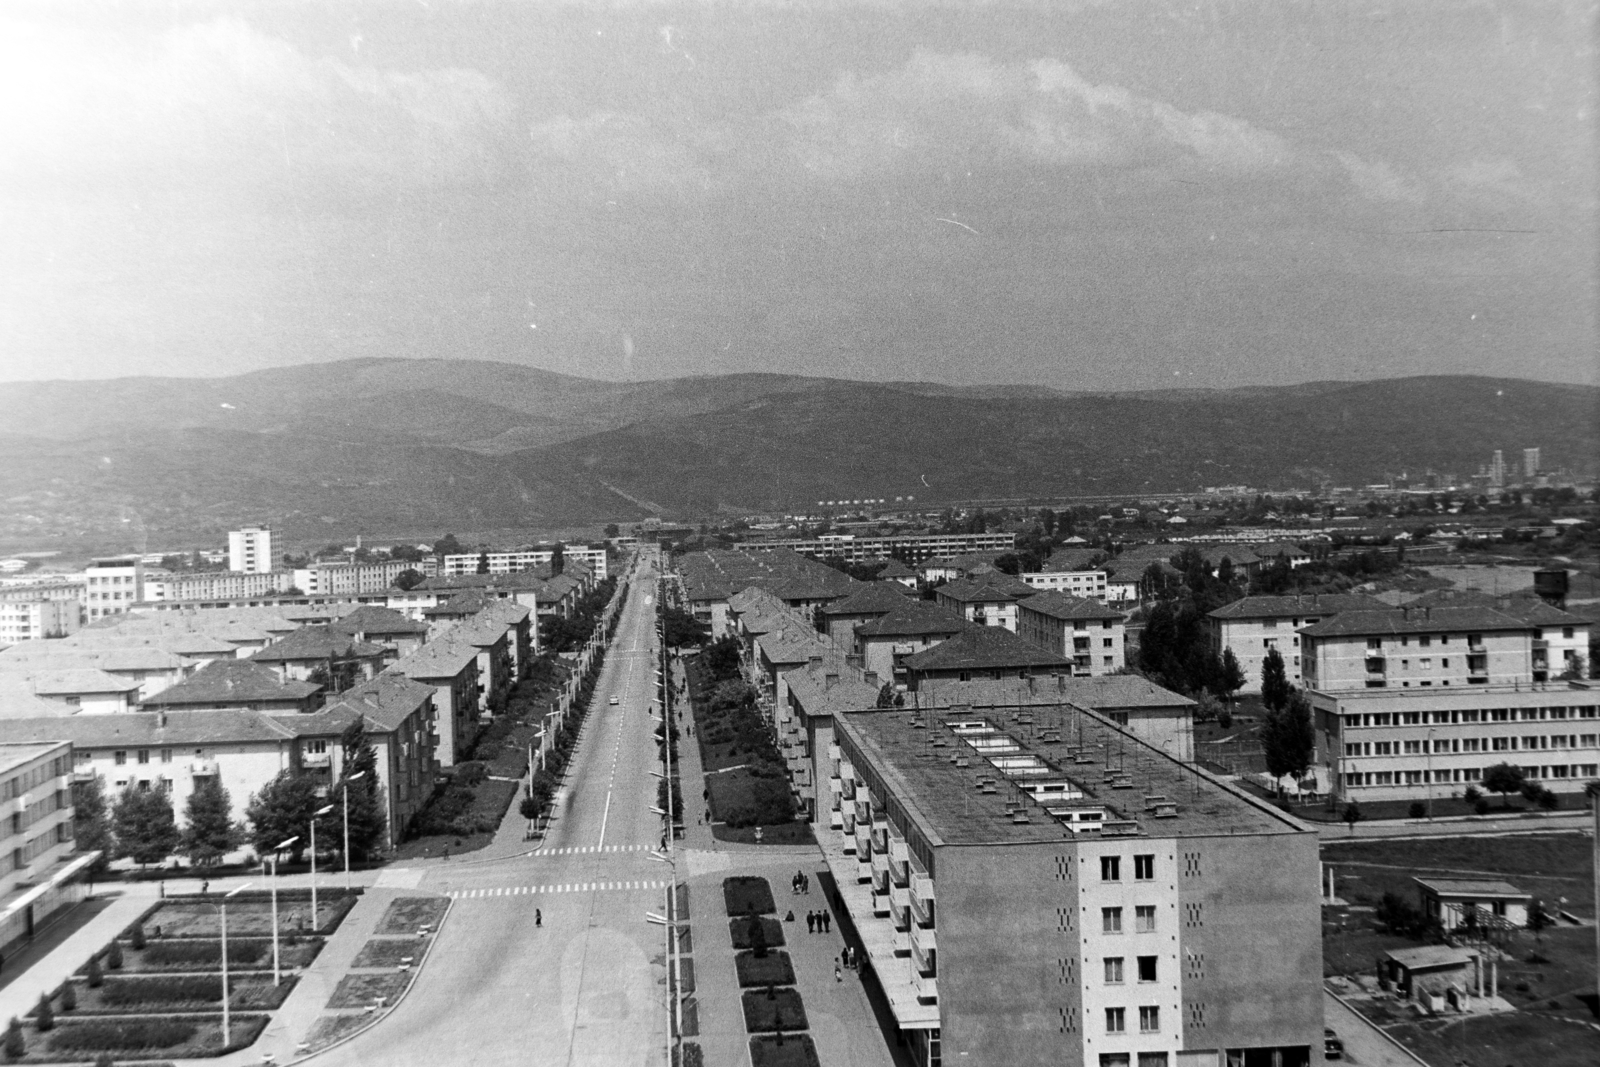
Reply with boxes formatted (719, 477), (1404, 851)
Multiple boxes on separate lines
(608, 696), (620, 706)
(1323, 1028), (1343, 1060)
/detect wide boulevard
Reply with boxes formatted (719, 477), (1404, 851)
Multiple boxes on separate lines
(324, 549), (673, 1067)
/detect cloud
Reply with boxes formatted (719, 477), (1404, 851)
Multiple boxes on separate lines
(1335, 151), (1426, 204)
(779, 52), (1293, 180)
(0, 18), (513, 190)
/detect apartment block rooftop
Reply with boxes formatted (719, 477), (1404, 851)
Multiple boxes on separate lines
(836, 704), (1303, 847)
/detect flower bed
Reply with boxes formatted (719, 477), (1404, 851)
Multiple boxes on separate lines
(741, 988), (808, 1033)
(351, 938), (427, 969)
(138, 892), (358, 939)
(25, 1014), (270, 1061)
(376, 896), (449, 935)
(722, 877), (776, 917)
(43, 974), (297, 1016)
(728, 916), (784, 950)
(326, 971), (412, 1009)
(748, 1034), (820, 1067)
(734, 952), (795, 988)
(82, 937), (323, 975)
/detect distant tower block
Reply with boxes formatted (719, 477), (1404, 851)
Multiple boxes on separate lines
(1523, 447), (1540, 479)
(228, 526), (275, 574)
(1489, 450), (1506, 487)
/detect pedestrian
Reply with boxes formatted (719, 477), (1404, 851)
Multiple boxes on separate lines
(535, 909), (542, 928)
(201, 879), (210, 896)
(835, 962), (843, 983)
(808, 911), (818, 934)
(822, 911), (831, 933)
(803, 873), (810, 894)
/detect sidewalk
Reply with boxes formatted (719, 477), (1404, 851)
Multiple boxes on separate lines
(0, 887), (157, 1027)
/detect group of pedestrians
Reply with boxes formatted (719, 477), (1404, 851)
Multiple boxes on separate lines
(804, 909), (830, 934)
(834, 945), (858, 982)
(790, 870), (810, 894)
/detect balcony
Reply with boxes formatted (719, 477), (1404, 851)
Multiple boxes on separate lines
(912, 967), (939, 1003)
(870, 849), (890, 893)
(889, 882), (911, 916)
(892, 921), (911, 955)
(189, 759), (219, 776)
(911, 920), (937, 958)
(301, 751), (331, 768)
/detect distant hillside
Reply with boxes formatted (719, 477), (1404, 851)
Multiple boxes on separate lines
(0, 360), (1593, 548)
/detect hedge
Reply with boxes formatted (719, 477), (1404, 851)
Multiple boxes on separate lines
(100, 976), (221, 1006)
(142, 941), (268, 968)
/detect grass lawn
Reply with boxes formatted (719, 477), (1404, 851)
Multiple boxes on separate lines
(351, 938), (427, 969)
(735, 952), (796, 988)
(729, 917), (784, 950)
(741, 988), (809, 1033)
(1384, 1003), (1600, 1067)
(103, 937), (323, 974)
(723, 877), (776, 917)
(712, 821), (816, 846)
(33, 1013), (269, 1061)
(140, 894), (357, 938)
(304, 1012), (372, 1053)
(1322, 832), (1594, 917)
(43, 974), (296, 1016)
(326, 971), (412, 1009)
(376, 897), (449, 935)
(389, 778), (520, 859)
(748, 1034), (820, 1067)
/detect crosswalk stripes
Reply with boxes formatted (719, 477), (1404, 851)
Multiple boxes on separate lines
(447, 880), (667, 899)
(535, 844), (647, 855)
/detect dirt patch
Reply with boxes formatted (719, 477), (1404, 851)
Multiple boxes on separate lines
(376, 897), (449, 935)
(351, 938), (427, 969)
(326, 971), (412, 1010)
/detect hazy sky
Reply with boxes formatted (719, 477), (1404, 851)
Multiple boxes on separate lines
(1, 0), (1594, 390)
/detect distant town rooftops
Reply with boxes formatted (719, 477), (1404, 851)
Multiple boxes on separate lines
(331, 605), (429, 636)
(0, 709), (298, 747)
(902, 626), (1071, 672)
(250, 627), (386, 663)
(1018, 591), (1125, 621)
(934, 576), (1035, 603)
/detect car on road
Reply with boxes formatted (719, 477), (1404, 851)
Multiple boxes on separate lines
(1323, 1028), (1343, 1060)
(608, 696), (620, 706)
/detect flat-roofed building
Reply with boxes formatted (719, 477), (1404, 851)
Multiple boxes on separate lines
(1414, 877), (1531, 932)
(824, 707), (1323, 1067)
(1017, 593), (1127, 677)
(0, 599), (80, 646)
(0, 741), (92, 958)
(1020, 570), (1110, 600)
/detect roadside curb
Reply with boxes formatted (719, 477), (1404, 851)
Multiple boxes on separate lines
(1324, 986), (1432, 1067)
(281, 891), (455, 1066)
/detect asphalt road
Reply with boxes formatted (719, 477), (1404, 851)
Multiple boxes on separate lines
(1323, 991), (1426, 1067)
(323, 552), (674, 1067)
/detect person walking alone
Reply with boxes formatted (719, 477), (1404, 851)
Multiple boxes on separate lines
(535, 909), (542, 928)
(806, 911), (816, 934)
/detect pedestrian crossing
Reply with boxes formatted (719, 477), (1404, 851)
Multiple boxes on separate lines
(447, 880), (667, 899)
(535, 844), (648, 855)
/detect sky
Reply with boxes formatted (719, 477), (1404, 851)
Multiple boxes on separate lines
(0, 0), (1594, 391)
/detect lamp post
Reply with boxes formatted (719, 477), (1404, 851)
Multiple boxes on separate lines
(269, 836), (298, 986)
(311, 804), (334, 927)
(343, 771), (366, 890)
(1426, 727), (1435, 820)
(646, 849), (681, 1065)
(212, 882), (250, 1047)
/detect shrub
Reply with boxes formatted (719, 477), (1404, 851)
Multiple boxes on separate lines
(1463, 785), (1481, 803)
(1474, 798), (1491, 815)
(4, 1017), (22, 1061)
(1538, 790), (1559, 810)
(94, 1055), (113, 1067)
(86, 956), (104, 988)
(729, 916), (783, 951)
(60, 982), (77, 1012)
(35, 992), (53, 1032)
(144, 939), (268, 968)
(723, 877), (776, 917)
(1408, 801), (1427, 819)
(129, 923), (146, 950)
(106, 942), (124, 970)
(48, 1018), (198, 1051)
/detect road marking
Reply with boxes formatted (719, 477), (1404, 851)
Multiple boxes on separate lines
(444, 881), (668, 899)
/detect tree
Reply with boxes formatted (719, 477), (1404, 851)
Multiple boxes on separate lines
(551, 542), (566, 575)
(661, 607), (710, 649)
(4, 1016), (23, 1061)
(1260, 691), (1314, 790)
(244, 772), (324, 863)
(106, 942), (122, 970)
(71, 774), (113, 877)
(433, 533), (465, 557)
(604, 523), (620, 539)
(35, 992), (52, 1033)
(1260, 647), (1291, 713)
(85, 956), (103, 988)
(519, 795), (541, 835)
(322, 718), (386, 862)
(181, 777), (238, 866)
(394, 569), (425, 591)
(59, 981), (75, 1012)
(112, 786), (179, 868)
(1218, 648), (1245, 701)
(1527, 899), (1552, 942)
(1342, 801), (1362, 833)
(1482, 762), (1527, 807)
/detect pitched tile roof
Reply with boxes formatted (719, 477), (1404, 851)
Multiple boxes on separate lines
(282, 674), (436, 735)
(854, 601), (971, 639)
(0, 709), (298, 748)
(821, 583), (915, 617)
(1299, 606), (1535, 637)
(902, 626), (1071, 672)
(935, 576), (1035, 603)
(1404, 589), (1587, 626)
(785, 658), (882, 717)
(332, 605), (428, 636)
(0, 668), (141, 695)
(1018, 592), (1126, 622)
(876, 559), (916, 578)
(1208, 593), (1387, 621)
(387, 637), (479, 679)
(250, 627), (387, 663)
(141, 659), (322, 707)
(0, 645), (186, 672)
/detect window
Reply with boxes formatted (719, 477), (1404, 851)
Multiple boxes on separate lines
(1105, 1008), (1126, 1034)
(1104, 957), (1125, 984)
(136, 749), (150, 764)
(1103, 907), (1123, 933)
(1137, 955), (1157, 982)
(1101, 856), (1121, 881)
(1100, 1057), (1131, 1067)
(113, 751), (126, 766)
(1134, 854), (1154, 880)
(1135, 905), (1156, 932)
(160, 749), (172, 763)
(1103, 638), (1114, 648)
(1139, 1006), (1160, 1033)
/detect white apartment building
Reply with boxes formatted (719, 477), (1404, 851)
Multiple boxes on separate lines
(0, 599), (81, 645)
(144, 571), (295, 602)
(228, 527), (276, 574)
(295, 560), (435, 596)
(440, 547), (608, 580)
(1301, 602), (1599, 802)
(1019, 569), (1109, 599)
(82, 558), (144, 621)
(1206, 594), (1385, 694)
(0, 741), (90, 957)
(1016, 593), (1128, 677)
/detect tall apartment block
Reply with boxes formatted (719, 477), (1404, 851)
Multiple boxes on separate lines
(823, 706), (1323, 1067)
(0, 741), (94, 956)
(83, 557), (144, 621)
(1303, 603), (1597, 802)
(0, 598), (81, 645)
(228, 526), (276, 574)
(1522, 447), (1540, 480)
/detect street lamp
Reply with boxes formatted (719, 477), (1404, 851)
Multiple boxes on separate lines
(646, 849), (682, 1065)
(269, 836), (298, 986)
(343, 771), (366, 890)
(211, 882), (250, 1047)
(311, 804), (334, 926)
(1426, 727), (1435, 820)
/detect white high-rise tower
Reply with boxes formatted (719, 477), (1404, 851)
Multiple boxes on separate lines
(228, 526), (275, 573)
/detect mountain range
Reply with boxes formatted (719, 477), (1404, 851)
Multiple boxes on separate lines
(1, 360), (1594, 550)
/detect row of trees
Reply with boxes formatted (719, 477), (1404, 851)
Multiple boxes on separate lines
(73, 718), (387, 871)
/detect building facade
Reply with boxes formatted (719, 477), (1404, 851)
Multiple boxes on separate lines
(0, 741), (90, 958)
(1206, 595), (1385, 695)
(1021, 570), (1111, 599)
(228, 527), (276, 574)
(0, 599), (81, 645)
(83, 558), (144, 621)
(1017, 594), (1128, 677)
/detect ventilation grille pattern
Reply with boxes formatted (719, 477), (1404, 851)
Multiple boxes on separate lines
(1183, 850), (1202, 878)
(1056, 906), (1075, 932)
(1184, 902), (1204, 928)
